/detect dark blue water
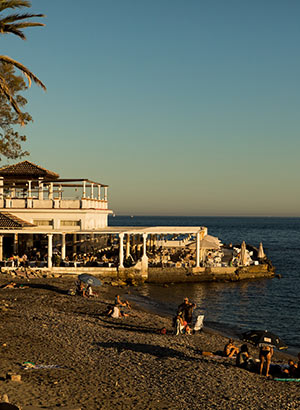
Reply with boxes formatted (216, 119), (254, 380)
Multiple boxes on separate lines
(109, 216), (300, 352)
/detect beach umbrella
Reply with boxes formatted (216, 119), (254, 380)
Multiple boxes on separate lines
(258, 242), (265, 259)
(241, 330), (288, 350)
(78, 274), (102, 286)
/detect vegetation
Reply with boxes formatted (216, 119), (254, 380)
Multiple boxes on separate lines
(0, 0), (46, 160)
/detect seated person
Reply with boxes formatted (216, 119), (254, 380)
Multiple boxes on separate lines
(75, 280), (87, 297)
(236, 344), (253, 370)
(259, 344), (273, 377)
(282, 359), (298, 377)
(224, 338), (239, 358)
(86, 284), (98, 297)
(174, 314), (191, 335)
(115, 294), (131, 309)
(2, 282), (17, 289)
(107, 305), (128, 318)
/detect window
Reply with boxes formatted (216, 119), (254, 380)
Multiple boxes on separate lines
(33, 220), (53, 226)
(60, 220), (80, 227)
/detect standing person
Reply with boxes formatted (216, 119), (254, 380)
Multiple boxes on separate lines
(177, 297), (196, 324)
(259, 344), (273, 377)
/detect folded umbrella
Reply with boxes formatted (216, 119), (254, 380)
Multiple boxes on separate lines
(78, 274), (102, 286)
(241, 329), (288, 350)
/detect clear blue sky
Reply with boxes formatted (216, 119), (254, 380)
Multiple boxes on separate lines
(2, 0), (300, 216)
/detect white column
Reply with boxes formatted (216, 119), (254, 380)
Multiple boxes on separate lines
(58, 185), (62, 200)
(119, 233), (124, 268)
(0, 234), (3, 261)
(97, 185), (101, 200)
(28, 180), (32, 197)
(38, 177), (44, 200)
(126, 234), (130, 258)
(83, 181), (86, 198)
(196, 232), (200, 268)
(142, 233), (148, 257)
(11, 183), (16, 198)
(61, 233), (66, 260)
(13, 234), (18, 255)
(104, 187), (108, 201)
(48, 234), (53, 268)
(0, 177), (3, 199)
(91, 183), (94, 199)
(48, 183), (53, 200)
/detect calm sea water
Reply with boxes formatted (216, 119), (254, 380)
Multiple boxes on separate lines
(109, 216), (300, 352)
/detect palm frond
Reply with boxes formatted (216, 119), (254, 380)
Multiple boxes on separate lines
(0, 23), (44, 39)
(0, 1), (31, 13)
(0, 13), (45, 24)
(0, 55), (46, 90)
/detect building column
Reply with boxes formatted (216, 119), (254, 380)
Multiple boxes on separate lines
(142, 233), (148, 258)
(83, 181), (86, 198)
(48, 183), (53, 200)
(0, 177), (3, 199)
(196, 232), (201, 268)
(13, 233), (18, 255)
(28, 180), (32, 197)
(58, 185), (62, 200)
(119, 233), (124, 268)
(97, 185), (101, 200)
(61, 233), (66, 260)
(38, 177), (44, 200)
(91, 183), (94, 199)
(0, 234), (3, 261)
(104, 187), (108, 201)
(126, 234), (130, 258)
(48, 234), (53, 268)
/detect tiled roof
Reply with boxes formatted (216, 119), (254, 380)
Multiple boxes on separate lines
(0, 161), (59, 179)
(0, 212), (35, 229)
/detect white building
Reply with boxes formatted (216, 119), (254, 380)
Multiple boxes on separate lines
(0, 161), (206, 278)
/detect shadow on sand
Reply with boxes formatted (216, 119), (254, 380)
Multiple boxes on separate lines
(95, 340), (190, 360)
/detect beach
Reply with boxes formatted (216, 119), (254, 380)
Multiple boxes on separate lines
(0, 276), (299, 410)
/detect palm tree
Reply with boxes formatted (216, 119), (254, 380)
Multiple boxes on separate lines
(0, 0), (46, 124)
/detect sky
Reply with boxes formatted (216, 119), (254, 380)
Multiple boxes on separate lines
(1, 0), (300, 216)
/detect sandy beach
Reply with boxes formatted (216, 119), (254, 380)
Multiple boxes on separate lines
(0, 275), (299, 410)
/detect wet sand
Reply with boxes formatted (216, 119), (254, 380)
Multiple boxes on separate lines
(0, 276), (299, 410)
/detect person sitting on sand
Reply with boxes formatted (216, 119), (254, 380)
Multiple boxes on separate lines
(107, 305), (128, 318)
(282, 359), (298, 377)
(115, 294), (131, 309)
(259, 344), (273, 377)
(236, 344), (253, 370)
(75, 280), (87, 297)
(2, 282), (17, 289)
(86, 284), (98, 298)
(224, 338), (239, 358)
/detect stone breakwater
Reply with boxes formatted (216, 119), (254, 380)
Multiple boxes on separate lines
(0, 277), (297, 410)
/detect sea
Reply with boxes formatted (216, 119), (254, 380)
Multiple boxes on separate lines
(109, 215), (300, 354)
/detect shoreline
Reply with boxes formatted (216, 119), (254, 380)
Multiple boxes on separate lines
(0, 276), (299, 409)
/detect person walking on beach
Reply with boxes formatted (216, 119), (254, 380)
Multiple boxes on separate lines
(177, 297), (196, 324)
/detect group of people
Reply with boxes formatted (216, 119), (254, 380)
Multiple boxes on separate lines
(174, 296), (300, 379)
(224, 339), (300, 378)
(174, 297), (198, 335)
